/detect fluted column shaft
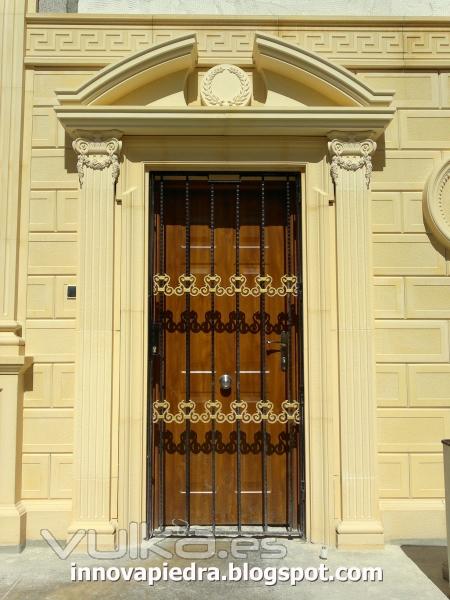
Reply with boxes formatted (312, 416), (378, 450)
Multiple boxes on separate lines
(329, 135), (384, 548)
(69, 135), (121, 547)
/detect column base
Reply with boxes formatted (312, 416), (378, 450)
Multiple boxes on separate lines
(0, 502), (26, 551)
(336, 520), (384, 549)
(68, 520), (117, 551)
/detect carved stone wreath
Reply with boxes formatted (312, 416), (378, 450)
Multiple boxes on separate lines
(423, 158), (450, 249)
(200, 64), (251, 107)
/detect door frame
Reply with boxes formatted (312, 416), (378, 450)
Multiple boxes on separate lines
(115, 138), (339, 546)
(146, 171), (306, 538)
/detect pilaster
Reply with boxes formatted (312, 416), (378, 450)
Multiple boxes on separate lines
(329, 134), (384, 549)
(69, 133), (122, 548)
(0, 0), (32, 549)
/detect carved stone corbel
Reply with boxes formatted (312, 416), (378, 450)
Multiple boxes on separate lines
(328, 137), (376, 189)
(73, 135), (122, 187)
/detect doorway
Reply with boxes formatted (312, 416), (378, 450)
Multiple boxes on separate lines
(147, 173), (305, 537)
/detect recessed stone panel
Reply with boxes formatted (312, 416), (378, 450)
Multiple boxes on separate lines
(359, 73), (439, 107)
(378, 454), (410, 498)
(50, 454), (73, 499)
(27, 276), (54, 318)
(400, 110), (450, 148)
(410, 454), (444, 498)
(23, 409), (73, 453)
(408, 364), (450, 408)
(377, 408), (450, 452)
(371, 192), (402, 233)
(405, 277), (450, 318)
(21, 454), (50, 499)
(28, 235), (77, 275)
(373, 234), (446, 276)
(374, 277), (404, 318)
(56, 190), (79, 232)
(53, 363), (75, 408)
(403, 192), (426, 233)
(29, 190), (57, 232)
(375, 320), (449, 362)
(24, 363), (53, 408)
(376, 364), (407, 408)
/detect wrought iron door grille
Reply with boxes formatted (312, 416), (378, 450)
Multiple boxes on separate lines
(147, 173), (305, 538)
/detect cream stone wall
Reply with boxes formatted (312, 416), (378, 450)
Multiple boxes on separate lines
(357, 70), (450, 540)
(20, 67), (94, 537)
(9, 11), (450, 544)
(360, 70), (450, 539)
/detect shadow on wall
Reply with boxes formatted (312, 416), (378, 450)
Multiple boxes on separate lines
(401, 545), (449, 597)
(38, 0), (78, 12)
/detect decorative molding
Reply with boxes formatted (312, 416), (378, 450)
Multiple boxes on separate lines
(254, 33), (394, 107)
(328, 137), (377, 188)
(25, 23), (450, 68)
(56, 106), (395, 139)
(56, 33), (197, 105)
(153, 272), (298, 297)
(423, 158), (450, 249)
(153, 394), (299, 425)
(200, 64), (251, 107)
(73, 136), (122, 187)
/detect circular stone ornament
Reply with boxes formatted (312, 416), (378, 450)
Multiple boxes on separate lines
(423, 159), (450, 248)
(201, 64), (251, 107)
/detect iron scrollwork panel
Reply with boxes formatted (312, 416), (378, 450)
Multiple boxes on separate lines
(153, 273), (299, 298)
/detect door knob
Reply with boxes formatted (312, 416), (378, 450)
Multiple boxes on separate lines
(219, 374), (232, 391)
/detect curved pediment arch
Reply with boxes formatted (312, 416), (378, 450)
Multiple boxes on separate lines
(253, 33), (393, 108)
(56, 33), (198, 106)
(55, 32), (394, 137)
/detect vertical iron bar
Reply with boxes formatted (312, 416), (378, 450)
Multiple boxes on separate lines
(146, 174), (156, 538)
(158, 176), (165, 531)
(210, 181), (216, 535)
(260, 176), (268, 532)
(185, 176), (191, 531)
(286, 177), (294, 533)
(235, 180), (242, 533)
(295, 174), (306, 536)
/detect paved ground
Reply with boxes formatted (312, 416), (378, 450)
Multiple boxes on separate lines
(0, 538), (448, 599)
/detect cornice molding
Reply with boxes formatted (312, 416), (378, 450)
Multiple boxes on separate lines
(328, 136), (377, 188)
(73, 134), (122, 187)
(25, 14), (450, 27)
(55, 106), (395, 139)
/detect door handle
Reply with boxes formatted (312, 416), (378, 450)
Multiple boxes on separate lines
(150, 323), (161, 356)
(266, 331), (288, 372)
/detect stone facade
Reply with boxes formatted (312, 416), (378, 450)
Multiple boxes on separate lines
(1, 2), (450, 549)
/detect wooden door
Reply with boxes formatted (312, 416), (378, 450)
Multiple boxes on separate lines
(148, 173), (305, 536)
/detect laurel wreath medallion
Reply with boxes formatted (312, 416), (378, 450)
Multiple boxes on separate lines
(201, 64), (251, 107)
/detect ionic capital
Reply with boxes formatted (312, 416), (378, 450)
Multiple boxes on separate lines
(328, 135), (377, 189)
(73, 133), (122, 188)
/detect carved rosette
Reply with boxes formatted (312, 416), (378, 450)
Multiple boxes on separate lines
(201, 64), (251, 107)
(423, 158), (450, 249)
(73, 136), (122, 187)
(328, 138), (376, 189)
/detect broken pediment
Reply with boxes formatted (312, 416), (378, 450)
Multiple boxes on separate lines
(56, 31), (393, 110)
(54, 32), (394, 137)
